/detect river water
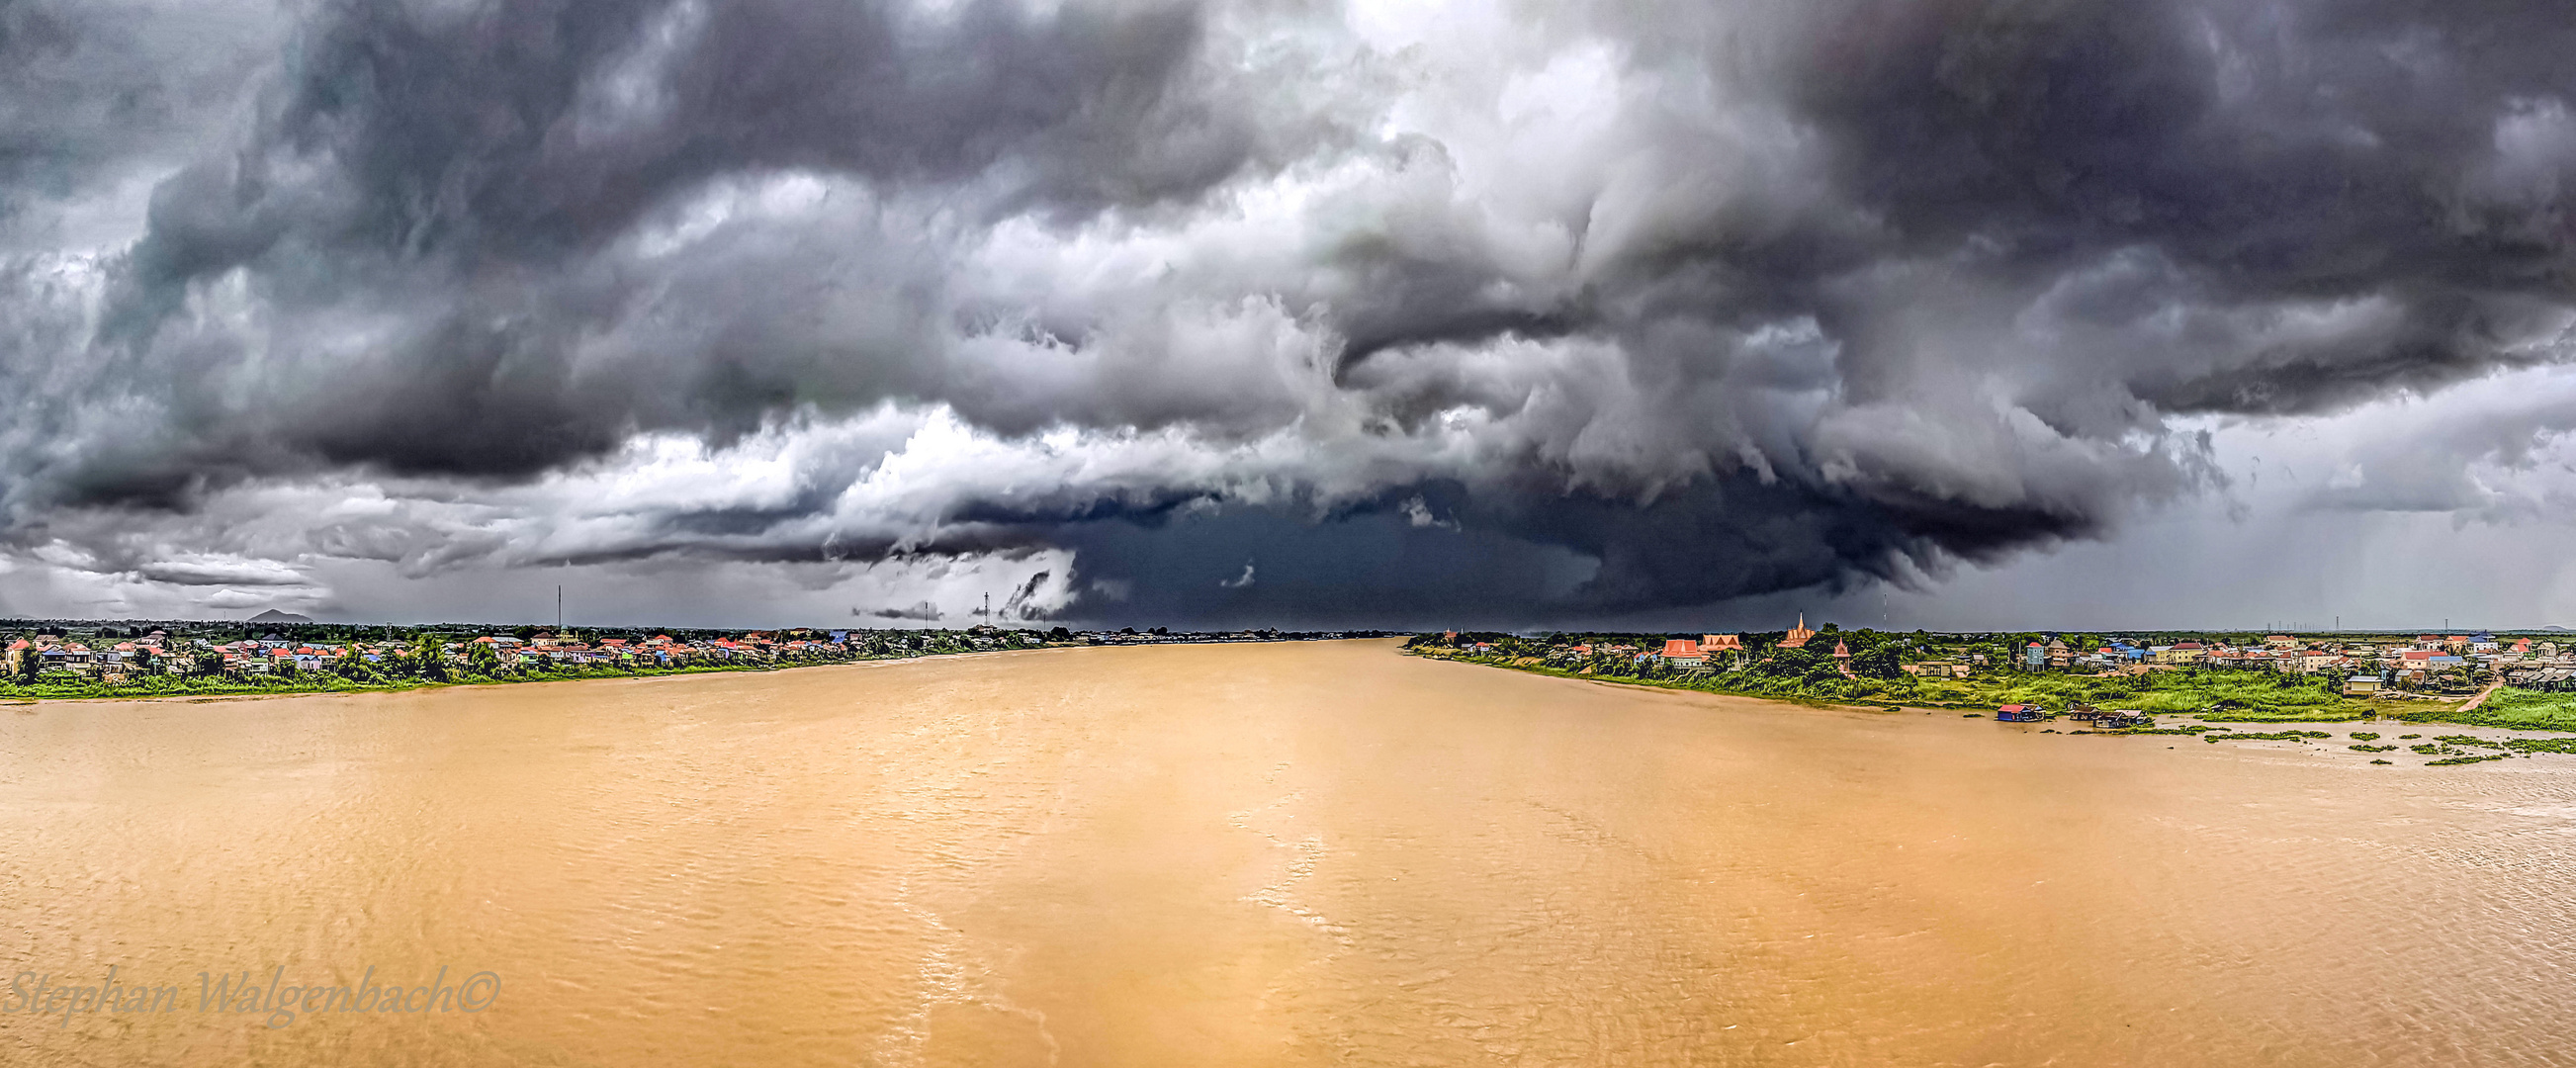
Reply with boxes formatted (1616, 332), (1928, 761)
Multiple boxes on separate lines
(4, 640), (2574, 1065)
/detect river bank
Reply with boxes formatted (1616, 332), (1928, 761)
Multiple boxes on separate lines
(0, 652), (958, 704)
(1421, 647), (2576, 747)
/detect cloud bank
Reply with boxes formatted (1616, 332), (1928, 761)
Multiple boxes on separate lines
(4, 0), (2576, 624)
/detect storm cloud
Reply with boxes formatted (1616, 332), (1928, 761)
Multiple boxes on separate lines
(4, 0), (2575, 624)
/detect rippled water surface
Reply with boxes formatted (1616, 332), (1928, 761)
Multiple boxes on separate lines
(5, 640), (2575, 1065)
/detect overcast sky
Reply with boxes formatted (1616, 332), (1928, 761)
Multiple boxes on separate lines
(3, 0), (2574, 631)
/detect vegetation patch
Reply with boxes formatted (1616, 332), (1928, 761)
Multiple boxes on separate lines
(2427, 754), (2512, 766)
(2206, 730), (2333, 744)
(2403, 688), (2576, 732)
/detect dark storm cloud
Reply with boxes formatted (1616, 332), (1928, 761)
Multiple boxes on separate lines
(4, 0), (2575, 621)
(72, 0), (1294, 490)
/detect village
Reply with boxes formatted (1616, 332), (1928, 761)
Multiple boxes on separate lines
(1899, 630), (2576, 694)
(1464, 620), (2576, 694)
(0, 625), (1045, 685)
(1411, 616), (2576, 729)
(0, 621), (1399, 691)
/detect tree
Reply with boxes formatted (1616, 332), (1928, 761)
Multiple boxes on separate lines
(1759, 647), (1825, 678)
(408, 634), (449, 681)
(1852, 645), (1904, 679)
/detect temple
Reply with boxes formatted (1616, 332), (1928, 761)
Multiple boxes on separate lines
(1779, 614), (1818, 649)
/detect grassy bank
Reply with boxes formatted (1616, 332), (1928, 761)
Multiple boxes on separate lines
(2398, 688), (2576, 731)
(1901, 672), (2387, 721)
(1422, 649), (2408, 722)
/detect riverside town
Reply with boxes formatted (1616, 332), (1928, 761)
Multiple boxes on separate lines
(0, 619), (1392, 699)
(1409, 618), (2576, 760)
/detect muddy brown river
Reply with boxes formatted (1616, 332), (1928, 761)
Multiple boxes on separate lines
(4, 639), (2573, 1065)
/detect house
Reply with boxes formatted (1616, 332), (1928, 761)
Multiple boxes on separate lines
(2399, 649), (2462, 668)
(2023, 642), (2047, 669)
(2153, 641), (2205, 665)
(1700, 634), (1743, 652)
(1659, 639), (1708, 668)
(2045, 637), (2070, 668)
(1996, 703), (2045, 722)
(2344, 674), (2381, 695)
(2265, 635), (2299, 649)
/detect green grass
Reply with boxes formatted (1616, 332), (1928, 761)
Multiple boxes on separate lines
(1437, 655), (2576, 774)
(2404, 688), (2576, 731)
(1537, 655), (2393, 722)
(1903, 670), (2378, 720)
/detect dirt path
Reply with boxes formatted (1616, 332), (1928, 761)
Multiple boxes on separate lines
(2455, 679), (2505, 713)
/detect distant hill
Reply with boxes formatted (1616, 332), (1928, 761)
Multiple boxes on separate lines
(246, 609), (316, 624)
